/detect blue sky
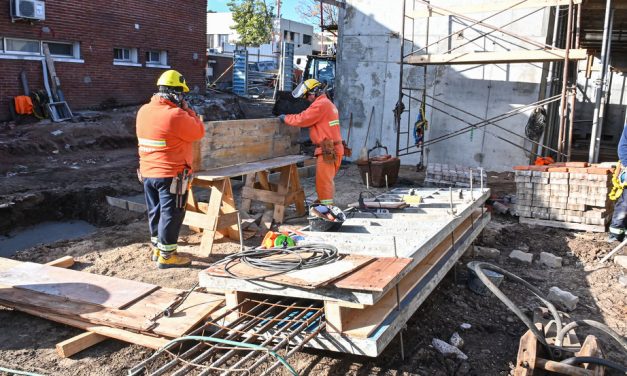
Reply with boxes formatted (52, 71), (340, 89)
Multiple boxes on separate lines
(207, 0), (303, 23)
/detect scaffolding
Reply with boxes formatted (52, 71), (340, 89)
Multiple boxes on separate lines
(395, 0), (588, 166)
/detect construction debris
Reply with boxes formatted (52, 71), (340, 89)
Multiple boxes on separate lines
(432, 338), (468, 360)
(547, 286), (579, 312)
(509, 250), (533, 264)
(540, 252), (563, 268)
(473, 246), (501, 259)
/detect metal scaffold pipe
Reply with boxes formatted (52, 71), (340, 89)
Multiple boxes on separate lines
(588, 0), (614, 163)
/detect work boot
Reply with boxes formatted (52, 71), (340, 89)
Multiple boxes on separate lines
(157, 251), (192, 269)
(607, 233), (623, 243)
(151, 248), (160, 262)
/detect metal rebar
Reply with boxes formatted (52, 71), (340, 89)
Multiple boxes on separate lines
(567, 88), (576, 161)
(392, 236), (405, 361)
(469, 169), (474, 202)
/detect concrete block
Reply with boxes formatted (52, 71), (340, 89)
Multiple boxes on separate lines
(614, 255), (627, 269)
(548, 286), (579, 311)
(619, 275), (627, 288)
(531, 177), (550, 184)
(540, 252), (563, 268)
(509, 250), (533, 264)
(566, 203), (586, 211)
(473, 246), (501, 259)
(532, 171), (550, 177)
(515, 170), (533, 176)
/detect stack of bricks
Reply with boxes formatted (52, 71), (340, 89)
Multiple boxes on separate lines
(513, 162), (613, 226)
(425, 163), (487, 188)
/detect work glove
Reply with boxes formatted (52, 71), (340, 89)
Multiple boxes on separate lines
(278, 114), (286, 123)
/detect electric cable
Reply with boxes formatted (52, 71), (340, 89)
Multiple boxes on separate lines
(221, 244), (339, 281)
(470, 262), (562, 355)
(560, 357), (627, 373)
(555, 320), (627, 353)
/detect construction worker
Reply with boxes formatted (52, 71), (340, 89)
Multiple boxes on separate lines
(608, 123), (627, 242)
(279, 79), (343, 205)
(136, 70), (205, 268)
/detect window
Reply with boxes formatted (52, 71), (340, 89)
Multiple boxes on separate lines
(145, 50), (168, 67)
(303, 34), (312, 45)
(47, 42), (74, 57)
(207, 34), (215, 49)
(218, 34), (229, 48)
(5, 38), (40, 54)
(113, 47), (139, 66)
(114, 48), (131, 61)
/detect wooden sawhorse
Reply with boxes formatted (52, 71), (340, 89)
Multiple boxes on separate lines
(184, 155), (308, 255)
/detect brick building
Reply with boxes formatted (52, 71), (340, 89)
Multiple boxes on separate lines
(1, 0), (207, 121)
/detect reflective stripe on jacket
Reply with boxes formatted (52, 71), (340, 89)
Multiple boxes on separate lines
(284, 94), (343, 156)
(136, 95), (205, 178)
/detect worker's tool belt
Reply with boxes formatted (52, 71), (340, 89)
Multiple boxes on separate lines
(169, 169), (194, 208)
(317, 139), (341, 162)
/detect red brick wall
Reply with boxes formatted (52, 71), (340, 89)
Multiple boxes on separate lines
(0, 0), (206, 120)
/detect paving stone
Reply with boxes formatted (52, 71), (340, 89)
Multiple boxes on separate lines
(547, 286), (578, 311)
(614, 255), (627, 269)
(509, 250), (533, 264)
(540, 252), (563, 268)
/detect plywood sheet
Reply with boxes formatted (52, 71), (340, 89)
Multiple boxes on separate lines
(205, 255), (374, 289)
(193, 118), (300, 171)
(0, 260), (158, 309)
(333, 257), (413, 292)
(124, 288), (224, 338)
(195, 155), (307, 181)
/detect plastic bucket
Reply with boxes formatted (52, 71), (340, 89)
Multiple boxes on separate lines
(466, 261), (504, 296)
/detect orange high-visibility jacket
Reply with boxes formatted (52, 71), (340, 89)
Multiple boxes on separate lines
(136, 96), (205, 178)
(284, 94), (343, 156)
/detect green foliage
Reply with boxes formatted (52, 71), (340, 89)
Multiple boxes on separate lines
(227, 0), (275, 47)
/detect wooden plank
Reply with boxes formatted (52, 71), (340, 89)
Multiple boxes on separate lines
(183, 211), (239, 231)
(14, 306), (168, 349)
(56, 332), (107, 358)
(124, 288), (224, 338)
(333, 257), (413, 292)
(0, 288), (155, 332)
(241, 186), (294, 205)
(0, 259), (158, 309)
(519, 217), (606, 232)
(406, 49), (589, 65)
(194, 155), (307, 181)
(205, 255), (375, 289)
(193, 118), (300, 171)
(411, 0), (582, 18)
(45, 256), (75, 269)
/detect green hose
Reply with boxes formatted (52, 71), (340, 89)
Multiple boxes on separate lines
(129, 335), (298, 375)
(0, 367), (45, 376)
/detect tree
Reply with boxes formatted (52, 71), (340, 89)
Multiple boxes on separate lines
(227, 0), (275, 47)
(295, 0), (338, 31)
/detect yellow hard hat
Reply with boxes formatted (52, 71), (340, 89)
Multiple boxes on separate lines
(292, 79), (322, 98)
(156, 70), (190, 92)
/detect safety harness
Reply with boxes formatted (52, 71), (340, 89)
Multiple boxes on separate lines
(609, 161), (626, 201)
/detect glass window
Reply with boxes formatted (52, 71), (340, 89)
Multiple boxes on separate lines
(5, 38), (40, 54)
(218, 34), (229, 47)
(146, 51), (160, 63)
(207, 34), (215, 49)
(47, 42), (74, 57)
(114, 48), (131, 61)
(303, 34), (312, 45)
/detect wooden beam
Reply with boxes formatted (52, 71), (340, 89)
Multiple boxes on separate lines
(406, 49), (588, 65)
(412, 0), (582, 18)
(56, 332), (107, 358)
(45, 256), (75, 269)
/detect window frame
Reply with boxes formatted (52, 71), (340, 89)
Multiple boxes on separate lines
(303, 34), (312, 45)
(44, 41), (80, 59)
(4, 37), (41, 55)
(113, 47), (140, 67)
(145, 50), (169, 68)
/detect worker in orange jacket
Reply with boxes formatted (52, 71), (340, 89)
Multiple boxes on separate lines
(136, 70), (205, 269)
(279, 79), (343, 205)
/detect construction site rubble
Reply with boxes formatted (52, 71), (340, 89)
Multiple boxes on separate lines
(540, 251), (563, 268)
(509, 249), (533, 264)
(432, 338), (468, 360)
(547, 286), (579, 311)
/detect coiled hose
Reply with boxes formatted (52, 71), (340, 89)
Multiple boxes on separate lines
(560, 357), (627, 373)
(556, 320), (627, 352)
(221, 244), (339, 280)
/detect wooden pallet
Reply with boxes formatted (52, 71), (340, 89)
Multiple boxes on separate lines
(519, 217), (607, 232)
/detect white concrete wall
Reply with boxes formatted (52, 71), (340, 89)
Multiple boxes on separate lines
(336, 0), (553, 171)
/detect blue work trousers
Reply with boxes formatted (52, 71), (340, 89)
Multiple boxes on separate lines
(143, 177), (188, 252)
(609, 192), (627, 238)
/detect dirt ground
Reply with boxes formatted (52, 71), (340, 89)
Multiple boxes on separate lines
(0, 102), (625, 375)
